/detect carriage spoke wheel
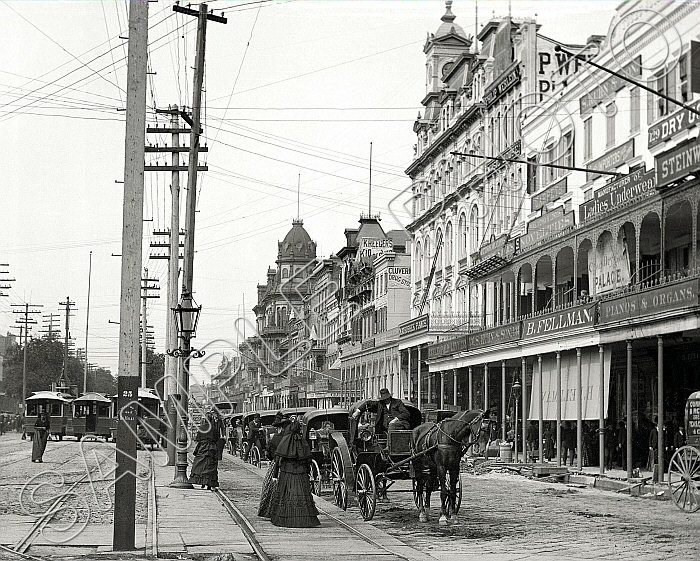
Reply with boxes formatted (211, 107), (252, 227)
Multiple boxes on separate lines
(331, 447), (348, 511)
(668, 446), (700, 513)
(356, 464), (377, 521)
(442, 474), (462, 516)
(250, 445), (261, 468)
(310, 459), (322, 496)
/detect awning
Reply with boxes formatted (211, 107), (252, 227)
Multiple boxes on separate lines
(464, 254), (509, 279)
(529, 347), (611, 421)
(329, 357), (341, 370)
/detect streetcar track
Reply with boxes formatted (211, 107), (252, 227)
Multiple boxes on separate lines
(214, 489), (271, 561)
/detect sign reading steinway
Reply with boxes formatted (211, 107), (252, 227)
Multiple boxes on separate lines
(656, 136), (700, 188)
(522, 304), (596, 339)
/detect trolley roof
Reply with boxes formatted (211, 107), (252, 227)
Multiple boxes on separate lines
(138, 388), (160, 401)
(73, 392), (112, 404)
(26, 391), (73, 402)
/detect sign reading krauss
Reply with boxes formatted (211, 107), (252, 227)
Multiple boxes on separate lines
(656, 136), (700, 189)
(399, 315), (429, 337)
(579, 169), (656, 222)
(587, 138), (635, 181)
(522, 304), (596, 339)
(470, 323), (521, 350)
(598, 278), (698, 324)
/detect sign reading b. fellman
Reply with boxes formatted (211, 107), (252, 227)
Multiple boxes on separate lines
(522, 304), (596, 339)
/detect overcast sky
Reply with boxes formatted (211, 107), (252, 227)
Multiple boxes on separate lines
(0, 0), (618, 385)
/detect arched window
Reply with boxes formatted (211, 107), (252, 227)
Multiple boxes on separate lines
(424, 236), (431, 278)
(415, 240), (423, 281)
(435, 228), (443, 271)
(469, 206), (480, 254)
(445, 222), (453, 266)
(458, 213), (467, 258)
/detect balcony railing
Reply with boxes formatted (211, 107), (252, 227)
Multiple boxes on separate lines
(429, 312), (481, 332)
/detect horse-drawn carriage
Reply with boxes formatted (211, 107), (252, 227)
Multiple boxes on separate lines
(224, 412), (243, 455)
(327, 399), (486, 522)
(241, 410), (277, 467)
(668, 390), (700, 512)
(300, 408), (349, 495)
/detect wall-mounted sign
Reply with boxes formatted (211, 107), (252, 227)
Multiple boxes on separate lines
(687, 396), (700, 444)
(597, 278), (698, 324)
(470, 322), (521, 350)
(537, 40), (595, 101)
(648, 99), (700, 149)
(388, 266), (410, 289)
(357, 237), (393, 260)
(399, 315), (429, 337)
(427, 335), (469, 359)
(593, 229), (631, 296)
(579, 168), (656, 222)
(522, 304), (596, 339)
(579, 57), (642, 116)
(532, 177), (567, 211)
(656, 136), (700, 189)
(361, 338), (375, 350)
(484, 63), (521, 107)
(516, 208), (575, 253)
(587, 138), (635, 181)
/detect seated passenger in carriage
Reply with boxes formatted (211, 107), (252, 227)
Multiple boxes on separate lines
(352, 388), (410, 435)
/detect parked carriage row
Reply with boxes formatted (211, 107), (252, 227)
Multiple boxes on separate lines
(24, 388), (163, 445)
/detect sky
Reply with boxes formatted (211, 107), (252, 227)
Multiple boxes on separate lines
(0, 0), (619, 385)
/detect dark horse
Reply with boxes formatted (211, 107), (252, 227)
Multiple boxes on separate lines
(411, 409), (486, 524)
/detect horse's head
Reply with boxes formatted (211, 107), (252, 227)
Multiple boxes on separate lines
(442, 409), (486, 445)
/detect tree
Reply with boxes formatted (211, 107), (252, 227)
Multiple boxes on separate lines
(90, 367), (117, 395)
(139, 347), (165, 397)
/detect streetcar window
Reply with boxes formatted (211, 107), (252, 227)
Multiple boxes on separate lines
(98, 404), (110, 416)
(26, 403), (38, 416)
(51, 403), (62, 415)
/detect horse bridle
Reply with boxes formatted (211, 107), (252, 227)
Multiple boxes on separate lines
(435, 411), (486, 449)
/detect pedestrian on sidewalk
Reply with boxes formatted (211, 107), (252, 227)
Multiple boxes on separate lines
(31, 412), (50, 462)
(188, 408), (223, 490)
(561, 421), (576, 466)
(616, 420), (626, 470)
(258, 411), (289, 519)
(269, 417), (320, 528)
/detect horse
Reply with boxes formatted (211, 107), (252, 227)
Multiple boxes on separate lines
(410, 409), (486, 525)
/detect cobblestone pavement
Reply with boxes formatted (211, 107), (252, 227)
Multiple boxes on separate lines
(218, 450), (700, 561)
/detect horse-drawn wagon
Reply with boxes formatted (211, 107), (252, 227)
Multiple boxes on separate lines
(300, 407), (349, 495)
(668, 390), (700, 512)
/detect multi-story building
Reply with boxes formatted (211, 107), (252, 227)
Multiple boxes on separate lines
(337, 215), (410, 403)
(409, 0), (700, 474)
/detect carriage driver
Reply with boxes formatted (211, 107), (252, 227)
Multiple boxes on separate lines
(352, 388), (410, 434)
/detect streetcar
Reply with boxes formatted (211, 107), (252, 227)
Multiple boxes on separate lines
(67, 392), (116, 441)
(25, 391), (73, 440)
(135, 388), (165, 449)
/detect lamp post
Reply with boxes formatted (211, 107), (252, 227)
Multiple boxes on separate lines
(167, 292), (205, 488)
(512, 378), (522, 463)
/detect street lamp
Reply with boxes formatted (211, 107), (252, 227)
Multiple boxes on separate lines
(512, 379), (522, 463)
(167, 291), (205, 488)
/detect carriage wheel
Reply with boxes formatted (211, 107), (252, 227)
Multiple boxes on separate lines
(356, 464), (377, 521)
(240, 441), (249, 460)
(668, 446), (700, 513)
(310, 459), (321, 496)
(331, 447), (348, 511)
(454, 474), (462, 514)
(250, 446), (261, 468)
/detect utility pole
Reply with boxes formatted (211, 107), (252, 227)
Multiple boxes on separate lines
(84, 251), (93, 393)
(149, 104), (188, 466)
(0, 264), (15, 298)
(59, 297), (76, 382)
(12, 303), (42, 414)
(113, 0), (148, 551)
(170, 2), (226, 489)
(141, 268), (160, 388)
(40, 313), (61, 340)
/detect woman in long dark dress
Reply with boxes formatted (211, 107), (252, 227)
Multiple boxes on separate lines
(188, 409), (222, 489)
(269, 418), (320, 528)
(32, 412), (50, 463)
(258, 412), (288, 518)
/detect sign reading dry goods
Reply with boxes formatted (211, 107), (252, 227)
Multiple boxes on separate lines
(399, 315), (429, 337)
(522, 304), (596, 339)
(427, 335), (469, 359)
(648, 99), (700, 149)
(656, 136), (700, 189)
(579, 168), (656, 222)
(598, 279), (698, 324)
(517, 207), (575, 252)
(587, 138), (635, 181)
(470, 323), (521, 350)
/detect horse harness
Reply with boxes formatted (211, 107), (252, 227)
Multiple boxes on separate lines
(415, 411), (486, 454)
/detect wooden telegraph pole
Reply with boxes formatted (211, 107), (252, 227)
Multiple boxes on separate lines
(170, 2), (226, 488)
(113, 0), (149, 551)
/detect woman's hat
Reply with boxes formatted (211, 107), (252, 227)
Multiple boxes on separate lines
(272, 411), (290, 427)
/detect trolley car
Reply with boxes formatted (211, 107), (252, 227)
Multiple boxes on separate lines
(135, 388), (165, 449)
(68, 392), (115, 441)
(25, 391), (73, 440)
(668, 390), (700, 512)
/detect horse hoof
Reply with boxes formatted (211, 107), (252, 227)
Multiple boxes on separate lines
(439, 515), (448, 526)
(450, 515), (459, 525)
(419, 513), (428, 523)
